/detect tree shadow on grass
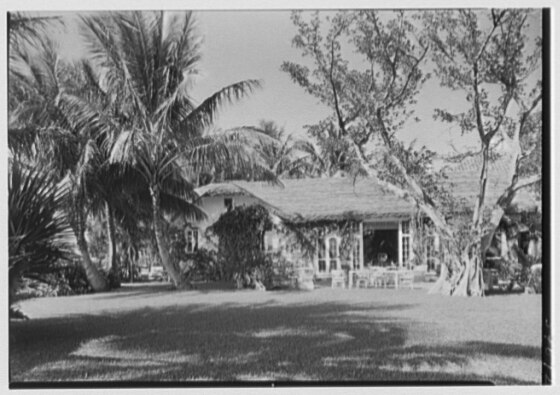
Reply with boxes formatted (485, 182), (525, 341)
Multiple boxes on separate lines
(10, 295), (542, 385)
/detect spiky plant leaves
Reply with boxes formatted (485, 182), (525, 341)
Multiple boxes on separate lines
(8, 159), (74, 304)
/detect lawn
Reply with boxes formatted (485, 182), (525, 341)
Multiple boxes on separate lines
(10, 283), (542, 385)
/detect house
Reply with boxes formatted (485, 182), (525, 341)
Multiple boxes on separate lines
(440, 155), (541, 270)
(184, 154), (540, 281)
(190, 177), (418, 278)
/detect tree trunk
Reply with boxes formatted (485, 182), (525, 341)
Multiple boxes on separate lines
(105, 201), (120, 287)
(129, 257), (134, 283)
(429, 243), (484, 297)
(428, 262), (451, 295)
(73, 221), (109, 292)
(150, 185), (183, 288)
(451, 243), (484, 296)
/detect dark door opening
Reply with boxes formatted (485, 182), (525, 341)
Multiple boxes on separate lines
(363, 228), (399, 266)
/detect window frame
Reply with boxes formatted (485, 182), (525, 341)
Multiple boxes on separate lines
(316, 234), (341, 275)
(185, 227), (199, 253)
(224, 197), (234, 212)
(400, 220), (412, 266)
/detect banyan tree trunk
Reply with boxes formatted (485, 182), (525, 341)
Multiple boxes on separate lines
(429, 242), (484, 297)
(428, 263), (452, 295)
(452, 243), (484, 297)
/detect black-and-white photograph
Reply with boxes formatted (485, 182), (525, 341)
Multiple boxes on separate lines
(6, 1), (550, 389)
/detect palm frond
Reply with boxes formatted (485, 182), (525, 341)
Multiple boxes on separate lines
(9, 159), (74, 280)
(8, 127), (38, 157)
(179, 80), (262, 136)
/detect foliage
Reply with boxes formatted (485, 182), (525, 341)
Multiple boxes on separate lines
(245, 120), (324, 179)
(283, 9), (542, 296)
(80, 10), (274, 287)
(8, 32), (113, 291)
(14, 263), (93, 303)
(181, 248), (223, 283)
(168, 227), (189, 267)
(424, 9), (542, 295)
(209, 205), (273, 287)
(49, 263), (94, 296)
(8, 160), (74, 303)
(281, 10), (430, 179)
(290, 220), (360, 262)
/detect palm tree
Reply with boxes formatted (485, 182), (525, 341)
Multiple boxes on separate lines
(9, 36), (111, 291)
(81, 11), (273, 287)
(8, 12), (63, 61)
(253, 120), (325, 178)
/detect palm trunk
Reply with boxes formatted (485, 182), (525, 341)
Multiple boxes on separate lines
(129, 257), (134, 283)
(73, 216), (109, 292)
(105, 201), (120, 286)
(150, 185), (183, 287)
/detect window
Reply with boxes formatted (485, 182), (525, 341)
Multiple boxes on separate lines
(401, 220), (411, 265)
(224, 198), (234, 212)
(185, 228), (199, 253)
(426, 231), (441, 272)
(263, 230), (278, 252)
(317, 237), (327, 272)
(328, 237), (339, 271)
(351, 237), (361, 270)
(316, 235), (340, 273)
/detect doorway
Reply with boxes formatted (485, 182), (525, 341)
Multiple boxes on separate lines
(363, 227), (399, 266)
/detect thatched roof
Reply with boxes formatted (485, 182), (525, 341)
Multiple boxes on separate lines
(195, 183), (253, 198)
(194, 154), (539, 223)
(231, 178), (416, 223)
(442, 155), (540, 213)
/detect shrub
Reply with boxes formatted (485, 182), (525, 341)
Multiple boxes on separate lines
(181, 248), (222, 283)
(209, 205), (273, 288)
(14, 263), (93, 301)
(8, 160), (73, 304)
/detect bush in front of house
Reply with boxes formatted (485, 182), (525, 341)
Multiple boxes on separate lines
(181, 248), (223, 283)
(209, 205), (273, 289)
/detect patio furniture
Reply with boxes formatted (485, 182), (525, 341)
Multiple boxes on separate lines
(331, 269), (346, 288)
(369, 269), (386, 288)
(383, 269), (399, 288)
(348, 269), (356, 288)
(355, 270), (370, 288)
(398, 270), (414, 289)
(295, 267), (315, 290)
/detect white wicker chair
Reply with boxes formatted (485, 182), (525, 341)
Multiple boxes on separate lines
(331, 269), (346, 288)
(355, 270), (370, 288)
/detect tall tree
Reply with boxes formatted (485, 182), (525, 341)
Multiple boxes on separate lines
(424, 9), (542, 295)
(282, 9), (541, 296)
(81, 11), (272, 287)
(228, 120), (324, 180)
(9, 36), (111, 291)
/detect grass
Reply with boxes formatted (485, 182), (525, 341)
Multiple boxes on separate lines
(10, 282), (542, 385)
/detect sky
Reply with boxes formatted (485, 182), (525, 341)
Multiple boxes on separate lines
(31, 9), (542, 155)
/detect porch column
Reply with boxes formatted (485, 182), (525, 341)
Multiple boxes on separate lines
(398, 220), (403, 267)
(359, 221), (364, 269)
(408, 217), (413, 268)
(500, 231), (508, 258)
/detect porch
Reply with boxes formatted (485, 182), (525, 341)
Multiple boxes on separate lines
(312, 219), (417, 278)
